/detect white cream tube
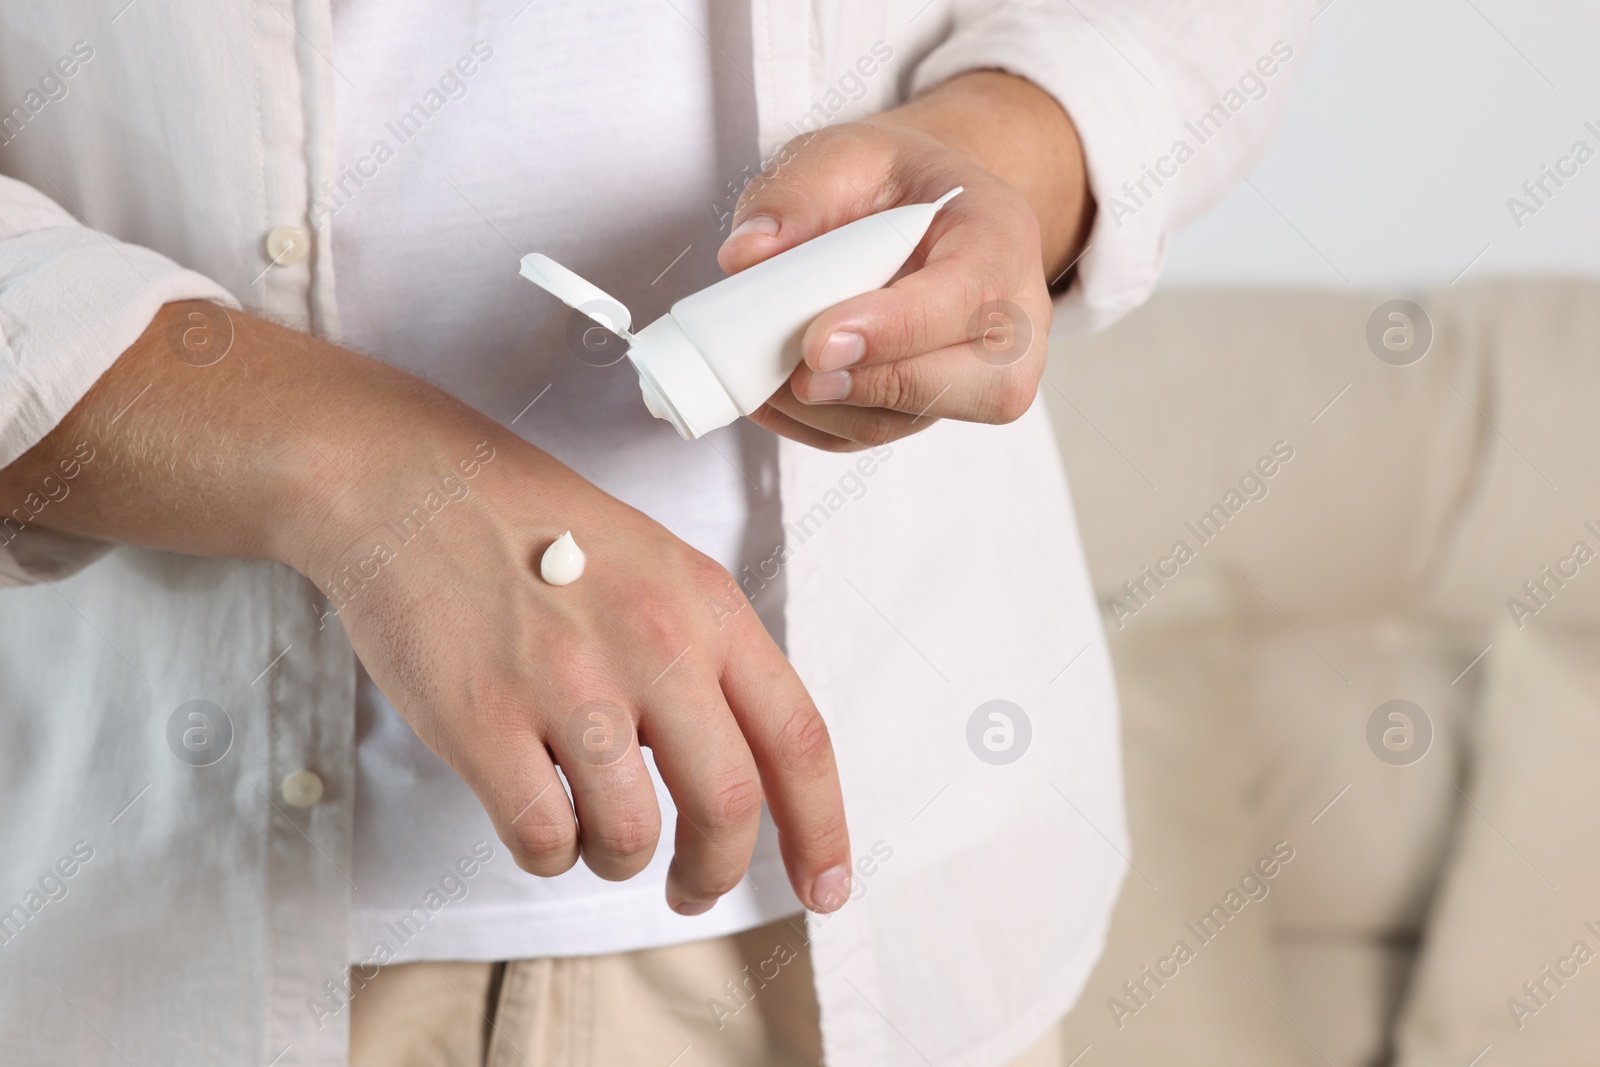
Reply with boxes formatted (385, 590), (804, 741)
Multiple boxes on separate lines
(520, 187), (962, 439)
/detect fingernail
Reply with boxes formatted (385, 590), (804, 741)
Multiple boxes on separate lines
(672, 899), (714, 916)
(815, 331), (865, 372)
(804, 371), (850, 403)
(810, 866), (851, 912)
(727, 215), (779, 241)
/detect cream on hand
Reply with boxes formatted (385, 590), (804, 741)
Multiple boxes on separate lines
(518, 187), (963, 439)
(540, 530), (586, 586)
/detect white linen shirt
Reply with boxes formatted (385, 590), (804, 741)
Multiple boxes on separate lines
(0, 3), (1305, 1067)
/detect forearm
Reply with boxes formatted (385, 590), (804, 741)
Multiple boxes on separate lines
(0, 301), (479, 576)
(875, 70), (1095, 280)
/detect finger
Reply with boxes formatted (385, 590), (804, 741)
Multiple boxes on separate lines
(765, 381), (939, 447)
(453, 718), (580, 878)
(716, 130), (899, 275)
(638, 666), (765, 915)
(800, 236), (1046, 375)
(784, 339), (1039, 425)
(747, 401), (863, 452)
(718, 616), (851, 913)
(549, 699), (662, 881)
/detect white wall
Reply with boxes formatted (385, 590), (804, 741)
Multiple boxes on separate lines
(1161, 0), (1600, 289)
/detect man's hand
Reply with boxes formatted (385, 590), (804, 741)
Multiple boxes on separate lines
(718, 71), (1094, 451)
(1, 303), (852, 915)
(303, 409), (852, 915)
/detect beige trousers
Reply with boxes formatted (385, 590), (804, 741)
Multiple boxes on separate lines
(348, 914), (1067, 1066)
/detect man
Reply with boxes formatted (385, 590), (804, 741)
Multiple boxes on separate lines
(0, 2), (1304, 1064)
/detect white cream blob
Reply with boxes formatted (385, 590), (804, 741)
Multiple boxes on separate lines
(540, 530), (586, 586)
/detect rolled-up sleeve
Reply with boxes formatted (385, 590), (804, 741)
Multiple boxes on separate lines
(0, 176), (238, 585)
(910, 0), (1311, 334)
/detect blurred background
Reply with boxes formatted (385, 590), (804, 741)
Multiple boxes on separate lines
(1042, 2), (1600, 1064)
(1165, 0), (1600, 287)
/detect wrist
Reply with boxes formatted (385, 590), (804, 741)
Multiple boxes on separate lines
(248, 329), (502, 586)
(275, 392), (507, 592)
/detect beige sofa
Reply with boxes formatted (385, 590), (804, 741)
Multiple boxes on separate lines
(1043, 281), (1600, 1066)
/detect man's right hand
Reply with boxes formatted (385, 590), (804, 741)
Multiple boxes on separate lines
(1, 301), (851, 915)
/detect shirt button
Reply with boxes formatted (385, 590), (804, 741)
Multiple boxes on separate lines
(264, 225), (310, 267)
(280, 769), (325, 808)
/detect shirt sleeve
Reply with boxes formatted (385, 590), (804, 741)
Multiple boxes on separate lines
(910, 0), (1312, 334)
(0, 175), (239, 586)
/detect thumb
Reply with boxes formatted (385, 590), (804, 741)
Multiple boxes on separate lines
(716, 134), (892, 275)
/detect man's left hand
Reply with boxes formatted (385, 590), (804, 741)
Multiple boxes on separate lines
(717, 70), (1095, 451)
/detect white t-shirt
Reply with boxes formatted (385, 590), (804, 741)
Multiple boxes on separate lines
(330, 0), (801, 962)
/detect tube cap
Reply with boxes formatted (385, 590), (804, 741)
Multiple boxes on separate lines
(519, 253), (735, 440)
(519, 253), (632, 336)
(625, 314), (739, 440)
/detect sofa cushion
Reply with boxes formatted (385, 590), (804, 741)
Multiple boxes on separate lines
(1049, 287), (1485, 621)
(1240, 618), (1478, 936)
(1057, 597), (1314, 1066)
(1392, 625), (1600, 1066)
(1418, 281), (1600, 627)
(1278, 938), (1415, 1067)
